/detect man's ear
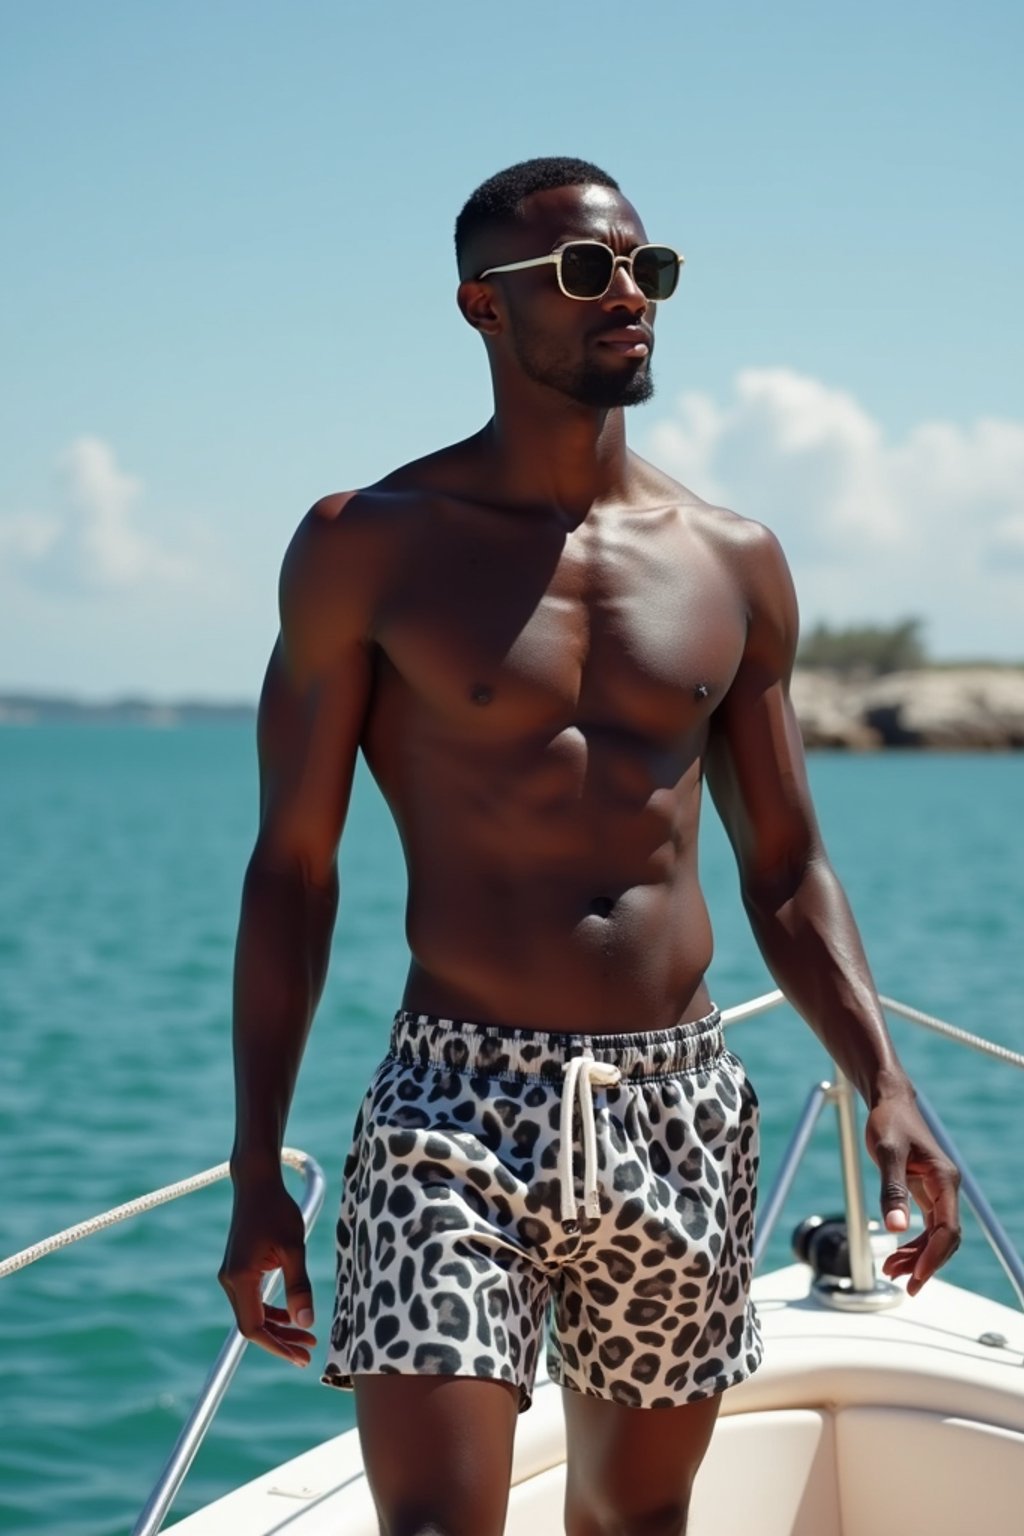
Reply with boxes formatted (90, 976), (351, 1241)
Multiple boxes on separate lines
(457, 280), (502, 336)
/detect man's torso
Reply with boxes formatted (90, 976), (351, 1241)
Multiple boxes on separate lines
(310, 444), (760, 1033)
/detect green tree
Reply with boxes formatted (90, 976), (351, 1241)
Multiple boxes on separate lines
(798, 618), (928, 675)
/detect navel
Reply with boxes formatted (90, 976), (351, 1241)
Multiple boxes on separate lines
(470, 683), (494, 706)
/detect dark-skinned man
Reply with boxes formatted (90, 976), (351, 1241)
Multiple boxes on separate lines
(220, 157), (960, 1536)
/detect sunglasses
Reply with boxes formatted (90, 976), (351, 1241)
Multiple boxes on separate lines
(478, 241), (684, 302)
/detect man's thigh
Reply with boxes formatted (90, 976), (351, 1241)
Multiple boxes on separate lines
(355, 1374), (519, 1536)
(562, 1386), (722, 1536)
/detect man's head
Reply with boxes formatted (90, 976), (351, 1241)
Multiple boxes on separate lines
(454, 157), (621, 277)
(456, 157), (672, 411)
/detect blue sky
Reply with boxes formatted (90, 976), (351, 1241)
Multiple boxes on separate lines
(2, 1), (1022, 698)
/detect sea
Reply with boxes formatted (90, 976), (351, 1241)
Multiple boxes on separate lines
(1, 725), (1021, 1536)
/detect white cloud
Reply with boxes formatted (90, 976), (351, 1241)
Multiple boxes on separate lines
(0, 435), (199, 592)
(0, 511), (61, 562)
(61, 435), (196, 587)
(644, 369), (1024, 658)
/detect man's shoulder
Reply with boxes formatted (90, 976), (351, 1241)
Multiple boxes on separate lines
(636, 456), (786, 566)
(301, 437), (482, 537)
(688, 499), (794, 626)
(677, 495), (797, 652)
(279, 441), (481, 631)
(284, 489), (397, 578)
(278, 484), (419, 639)
(690, 500), (787, 575)
(302, 483), (423, 534)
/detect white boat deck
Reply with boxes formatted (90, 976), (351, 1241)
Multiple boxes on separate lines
(171, 1264), (1024, 1536)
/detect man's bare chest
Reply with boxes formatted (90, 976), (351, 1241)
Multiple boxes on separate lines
(372, 509), (748, 742)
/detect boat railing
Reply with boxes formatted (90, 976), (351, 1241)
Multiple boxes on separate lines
(726, 990), (1024, 1316)
(0, 1147), (327, 1536)
(1, 993), (1021, 1533)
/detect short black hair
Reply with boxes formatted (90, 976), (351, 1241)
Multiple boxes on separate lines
(455, 156), (620, 274)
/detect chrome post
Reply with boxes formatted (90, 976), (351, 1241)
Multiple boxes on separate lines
(753, 1082), (831, 1267)
(819, 1071), (902, 1311)
(833, 1070), (876, 1293)
(131, 1150), (327, 1536)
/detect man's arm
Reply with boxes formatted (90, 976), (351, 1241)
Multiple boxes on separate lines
(219, 496), (375, 1363)
(704, 520), (960, 1295)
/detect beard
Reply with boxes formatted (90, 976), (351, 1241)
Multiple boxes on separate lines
(508, 316), (655, 409)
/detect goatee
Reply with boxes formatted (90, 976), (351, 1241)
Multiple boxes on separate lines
(509, 320), (655, 409)
(566, 363), (654, 409)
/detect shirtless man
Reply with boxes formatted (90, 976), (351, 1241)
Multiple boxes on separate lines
(219, 157), (961, 1536)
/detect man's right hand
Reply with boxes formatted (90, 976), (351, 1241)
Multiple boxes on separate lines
(218, 1176), (317, 1365)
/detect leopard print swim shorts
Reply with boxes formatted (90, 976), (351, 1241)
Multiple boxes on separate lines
(321, 1007), (763, 1411)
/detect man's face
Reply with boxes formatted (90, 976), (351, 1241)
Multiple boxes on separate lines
(485, 183), (658, 409)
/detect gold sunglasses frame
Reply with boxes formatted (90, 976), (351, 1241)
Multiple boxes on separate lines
(478, 240), (685, 302)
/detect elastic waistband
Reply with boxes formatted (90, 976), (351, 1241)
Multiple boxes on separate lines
(390, 1007), (724, 1083)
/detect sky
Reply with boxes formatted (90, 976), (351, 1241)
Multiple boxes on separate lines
(2, 0), (1022, 700)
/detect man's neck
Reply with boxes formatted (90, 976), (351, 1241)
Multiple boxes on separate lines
(484, 392), (634, 523)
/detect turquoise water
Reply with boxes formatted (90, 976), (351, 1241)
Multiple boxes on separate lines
(1, 727), (1021, 1535)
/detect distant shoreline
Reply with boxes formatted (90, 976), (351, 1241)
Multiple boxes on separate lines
(3, 666), (1023, 748)
(0, 694), (254, 726)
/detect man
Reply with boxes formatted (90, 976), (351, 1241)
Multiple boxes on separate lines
(220, 157), (960, 1536)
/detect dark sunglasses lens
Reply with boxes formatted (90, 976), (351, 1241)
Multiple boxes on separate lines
(559, 243), (615, 297)
(633, 246), (680, 300)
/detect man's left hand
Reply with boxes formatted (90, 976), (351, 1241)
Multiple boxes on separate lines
(864, 1096), (961, 1295)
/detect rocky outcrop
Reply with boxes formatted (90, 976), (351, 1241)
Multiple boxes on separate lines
(793, 668), (1024, 750)
(790, 671), (880, 750)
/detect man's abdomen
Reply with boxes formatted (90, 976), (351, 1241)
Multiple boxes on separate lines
(367, 702), (715, 1033)
(401, 863), (715, 1034)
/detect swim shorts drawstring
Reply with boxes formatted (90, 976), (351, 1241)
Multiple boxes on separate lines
(559, 1049), (622, 1223)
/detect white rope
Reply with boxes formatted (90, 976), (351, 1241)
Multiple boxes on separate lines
(721, 990), (785, 1025)
(878, 995), (1024, 1070)
(0, 1147), (309, 1280)
(722, 988), (1024, 1069)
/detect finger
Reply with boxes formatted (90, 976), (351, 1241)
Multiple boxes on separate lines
(908, 1223), (961, 1296)
(881, 1237), (922, 1267)
(873, 1140), (911, 1232)
(881, 1242), (926, 1279)
(233, 1301), (313, 1363)
(918, 1163), (960, 1241)
(262, 1307), (317, 1345)
(249, 1323), (312, 1366)
(880, 1223), (957, 1290)
(264, 1308), (313, 1333)
(221, 1276), (314, 1355)
(224, 1296), (310, 1364)
(280, 1245), (315, 1330)
(881, 1240), (925, 1269)
(902, 1159), (960, 1291)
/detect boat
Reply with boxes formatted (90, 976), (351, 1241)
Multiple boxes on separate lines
(5, 990), (1023, 1535)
